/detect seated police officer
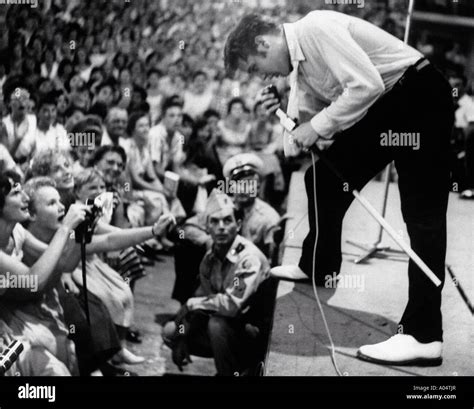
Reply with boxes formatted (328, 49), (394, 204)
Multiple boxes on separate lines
(222, 153), (280, 259)
(171, 153), (279, 305)
(163, 189), (270, 376)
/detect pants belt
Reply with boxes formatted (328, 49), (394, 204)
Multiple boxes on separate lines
(396, 58), (431, 88)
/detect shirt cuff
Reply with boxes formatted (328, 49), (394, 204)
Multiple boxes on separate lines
(310, 109), (337, 140)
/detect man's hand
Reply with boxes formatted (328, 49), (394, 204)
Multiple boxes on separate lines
(291, 121), (320, 149)
(198, 174), (216, 186)
(186, 297), (206, 311)
(172, 338), (192, 371)
(61, 273), (80, 295)
(152, 213), (176, 237)
(175, 304), (190, 325)
(258, 90), (280, 116)
(112, 192), (122, 211)
(172, 305), (192, 370)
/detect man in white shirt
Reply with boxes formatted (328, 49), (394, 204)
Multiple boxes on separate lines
(149, 101), (186, 179)
(101, 107), (128, 148)
(1, 87), (37, 159)
(0, 142), (22, 177)
(16, 93), (71, 161)
(225, 11), (455, 367)
(183, 71), (215, 119)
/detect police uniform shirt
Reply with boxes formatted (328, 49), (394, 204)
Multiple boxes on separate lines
(240, 198), (280, 251)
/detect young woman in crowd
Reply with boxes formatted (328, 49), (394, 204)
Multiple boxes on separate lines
(216, 97), (252, 164)
(23, 171), (175, 371)
(0, 171), (88, 375)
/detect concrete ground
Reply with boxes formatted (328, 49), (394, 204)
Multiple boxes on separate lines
(120, 255), (216, 376)
(266, 171), (473, 376)
(118, 169), (472, 377)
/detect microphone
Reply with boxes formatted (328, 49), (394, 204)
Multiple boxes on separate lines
(0, 340), (24, 376)
(261, 84), (298, 132)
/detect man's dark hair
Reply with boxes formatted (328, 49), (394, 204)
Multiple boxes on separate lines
(57, 58), (73, 79)
(126, 111), (150, 136)
(95, 78), (117, 95)
(227, 97), (246, 115)
(192, 70), (207, 81)
(224, 14), (278, 77)
(64, 104), (86, 119)
(182, 113), (195, 129)
(162, 96), (183, 116)
(147, 67), (162, 78)
(203, 109), (220, 120)
(2, 76), (31, 104)
(37, 92), (57, 111)
(91, 145), (127, 167)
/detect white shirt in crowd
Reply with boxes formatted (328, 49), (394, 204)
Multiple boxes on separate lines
(40, 62), (59, 80)
(101, 128), (128, 148)
(183, 88), (214, 119)
(148, 123), (185, 174)
(0, 143), (23, 176)
(283, 10), (423, 143)
(2, 114), (37, 158)
(16, 123), (71, 158)
(455, 94), (474, 129)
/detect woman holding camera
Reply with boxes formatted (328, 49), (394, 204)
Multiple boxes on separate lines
(25, 169), (175, 367)
(0, 171), (88, 375)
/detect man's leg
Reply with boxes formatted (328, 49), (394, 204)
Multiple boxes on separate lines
(172, 240), (206, 304)
(395, 68), (454, 343)
(357, 64), (454, 365)
(297, 103), (396, 283)
(207, 315), (245, 376)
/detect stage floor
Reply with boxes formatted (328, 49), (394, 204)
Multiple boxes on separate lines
(266, 171), (473, 376)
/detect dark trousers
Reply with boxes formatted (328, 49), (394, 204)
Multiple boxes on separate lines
(185, 311), (254, 376)
(465, 125), (474, 188)
(172, 240), (206, 304)
(298, 63), (454, 343)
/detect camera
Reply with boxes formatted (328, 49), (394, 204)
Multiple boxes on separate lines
(74, 192), (113, 244)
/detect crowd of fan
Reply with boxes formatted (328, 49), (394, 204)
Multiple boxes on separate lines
(0, 0), (472, 376)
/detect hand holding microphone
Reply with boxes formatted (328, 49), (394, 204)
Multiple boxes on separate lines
(258, 85), (319, 151)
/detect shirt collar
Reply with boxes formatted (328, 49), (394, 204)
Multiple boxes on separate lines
(283, 23), (306, 68)
(225, 235), (244, 264)
(209, 235), (244, 264)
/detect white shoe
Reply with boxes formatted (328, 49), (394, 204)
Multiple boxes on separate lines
(357, 334), (443, 366)
(112, 348), (145, 365)
(270, 265), (308, 281)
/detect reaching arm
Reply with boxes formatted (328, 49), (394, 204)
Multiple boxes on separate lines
(1, 226), (74, 300)
(86, 214), (175, 254)
(0, 204), (87, 299)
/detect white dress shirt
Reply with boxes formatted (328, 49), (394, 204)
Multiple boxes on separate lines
(148, 123), (185, 174)
(2, 114), (37, 157)
(16, 123), (71, 158)
(283, 10), (423, 154)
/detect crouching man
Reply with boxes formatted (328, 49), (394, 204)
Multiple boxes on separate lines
(163, 189), (270, 376)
